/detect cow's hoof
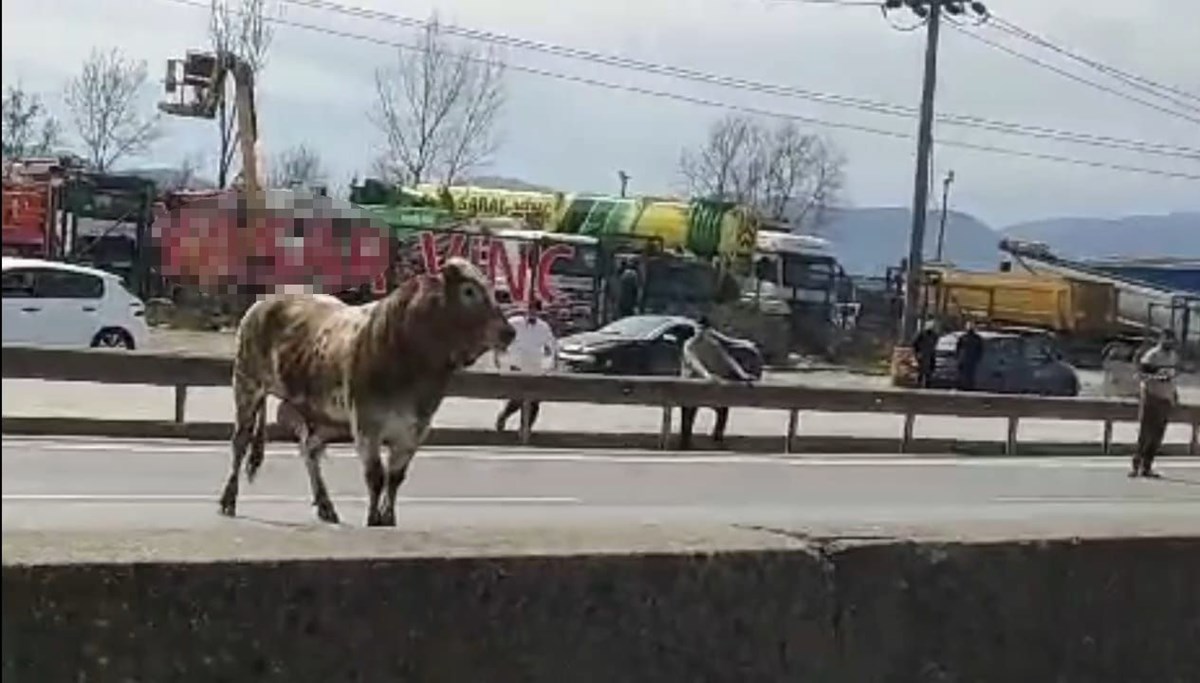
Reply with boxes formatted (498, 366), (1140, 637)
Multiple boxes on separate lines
(218, 501), (236, 517)
(315, 502), (340, 524)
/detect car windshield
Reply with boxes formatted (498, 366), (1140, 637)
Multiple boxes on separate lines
(597, 316), (671, 338)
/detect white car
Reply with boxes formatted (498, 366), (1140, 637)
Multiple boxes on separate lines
(1, 257), (149, 350)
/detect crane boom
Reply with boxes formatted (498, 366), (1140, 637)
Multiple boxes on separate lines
(158, 50), (262, 197)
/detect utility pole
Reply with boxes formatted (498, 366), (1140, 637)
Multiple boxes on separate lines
(935, 169), (955, 262)
(899, 0), (942, 342)
(618, 170), (631, 198)
(887, 0), (988, 342)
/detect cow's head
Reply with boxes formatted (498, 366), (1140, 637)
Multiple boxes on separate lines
(415, 256), (515, 369)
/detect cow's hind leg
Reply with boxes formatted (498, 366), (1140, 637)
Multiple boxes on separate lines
(220, 383), (265, 517)
(377, 444), (417, 527)
(297, 422), (339, 524)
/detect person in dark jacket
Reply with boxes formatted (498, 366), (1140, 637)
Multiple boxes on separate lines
(677, 317), (755, 450)
(1130, 330), (1179, 478)
(615, 262), (641, 319)
(955, 320), (984, 391)
(911, 321), (941, 388)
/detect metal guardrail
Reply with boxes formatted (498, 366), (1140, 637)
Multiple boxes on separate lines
(3, 345), (1198, 455)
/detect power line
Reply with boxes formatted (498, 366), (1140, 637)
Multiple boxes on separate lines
(987, 15), (1200, 108)
(945, 20), (1200, 126)
(275, 0), (1200, 160)
(149, 0), (1200, 180)
(768, 0), (881, 5)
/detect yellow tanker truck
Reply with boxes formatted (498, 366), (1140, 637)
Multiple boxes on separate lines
(413, 183), (758, 263)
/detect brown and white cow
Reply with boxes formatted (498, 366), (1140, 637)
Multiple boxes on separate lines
(220, 257), (515, 527)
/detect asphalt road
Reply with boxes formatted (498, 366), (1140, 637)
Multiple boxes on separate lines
(4, 436), (1200, 542)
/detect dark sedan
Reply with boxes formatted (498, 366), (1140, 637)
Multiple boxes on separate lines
(557, 314), (764, 379)
(928, 328), (1080, 397)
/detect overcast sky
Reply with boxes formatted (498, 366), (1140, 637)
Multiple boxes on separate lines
(4, 0), (1199, 227)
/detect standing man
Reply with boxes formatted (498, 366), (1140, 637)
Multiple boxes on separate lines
(955, 319), (984, 391)
(1130, 330), (1179, 478)
(616, 261), (641, 319)
(677, 316), (756, 450)
(911, 320), (941, 388)
(494, 300), (559, 434)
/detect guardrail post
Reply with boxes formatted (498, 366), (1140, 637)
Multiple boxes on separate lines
(1005, 416), (1019, 456)
(901, 412), (916, 454)
(1102, 420), (1114, 455)
(785, 410), (799, 454)
(173, 385), (188, 424)
(518, 400), (533, 446)
(659, 406), (672, 450)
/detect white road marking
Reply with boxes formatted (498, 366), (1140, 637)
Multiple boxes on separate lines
(42, 443), (223, 454)
(4, 438), (1200, 469)
(1, 494), (581, 504)
(992, 496), (1200, 504)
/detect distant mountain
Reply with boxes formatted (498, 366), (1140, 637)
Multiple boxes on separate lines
(1001, 212), (1200, 260)
(819, 207), (1004, 276)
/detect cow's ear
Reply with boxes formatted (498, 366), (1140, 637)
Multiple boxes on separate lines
(441, 258), (468, 285)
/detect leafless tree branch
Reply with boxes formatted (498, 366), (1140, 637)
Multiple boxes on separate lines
(269, 144), (326, 188)
(369, 16), (506, 187)
(209, 0), (275, 188)
(63, 47), (161, 172)
(2, 85), (62, 159)
(679, 114), (845, 232)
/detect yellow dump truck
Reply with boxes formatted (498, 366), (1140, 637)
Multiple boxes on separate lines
(923, 267), (1121, 365)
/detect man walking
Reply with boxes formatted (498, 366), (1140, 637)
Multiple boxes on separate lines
(1130, 330), (1179, 478)
(955, 319), (984, 391)
(911, 320), (940, 388)
(677, 316), (755, 450)
(494, 300), (558, 434)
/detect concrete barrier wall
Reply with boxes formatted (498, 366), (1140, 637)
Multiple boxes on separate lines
(5, 536), (1199, 682)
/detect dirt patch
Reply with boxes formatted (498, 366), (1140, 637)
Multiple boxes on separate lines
(145, 327), (236, 356)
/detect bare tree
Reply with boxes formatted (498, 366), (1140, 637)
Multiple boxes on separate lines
(370, 16), (506, 187)
(679, 114), (844, 231)
(63, 48), (161, 172)
(209, 0), (275, 188)
(269, 144), (326, 188)
(760, 121), (845, 229)
(678, 114), (758, 202)
(2, 85), (62, 159)
(160, 150), (208, 192)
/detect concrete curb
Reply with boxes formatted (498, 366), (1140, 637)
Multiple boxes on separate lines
(4, 415), (1194, 456)
(4, 534), (1199, 681)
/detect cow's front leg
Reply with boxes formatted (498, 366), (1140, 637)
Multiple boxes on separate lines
(377, 443), (417, 527)
(355, 429), (386, 527)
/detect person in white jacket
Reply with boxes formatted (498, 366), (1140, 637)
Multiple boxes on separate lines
(493, 300), (558, 433)
(677, 316), (755, 450)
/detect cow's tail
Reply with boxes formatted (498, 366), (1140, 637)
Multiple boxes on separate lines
(245, 401), (267, 482)
(232, 298), (275, 484)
